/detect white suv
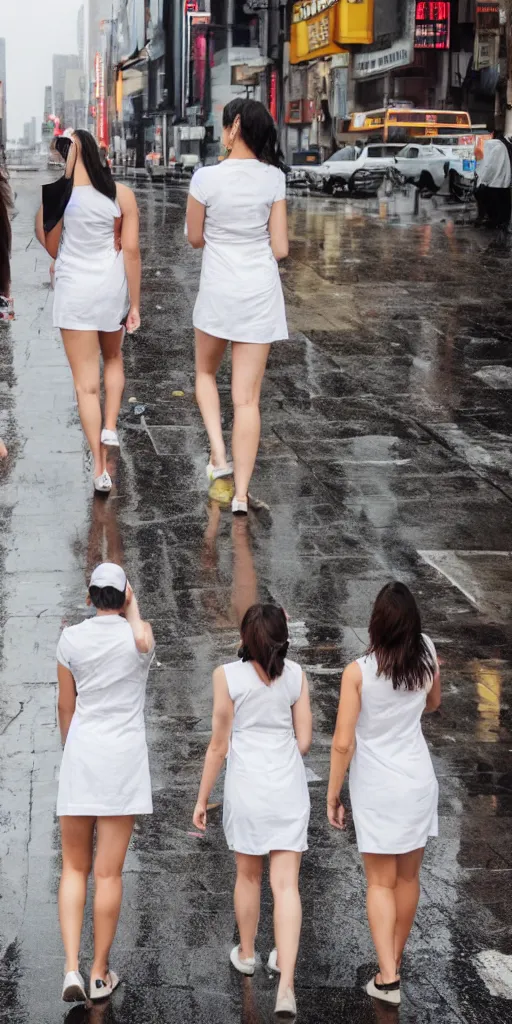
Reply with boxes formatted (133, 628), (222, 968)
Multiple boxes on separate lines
(289, 144), (404, 194)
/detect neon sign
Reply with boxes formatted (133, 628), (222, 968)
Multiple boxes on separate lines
(414, 2), (450, 50)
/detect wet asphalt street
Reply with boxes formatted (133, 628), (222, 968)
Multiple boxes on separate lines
(1, 173), (512, 1024)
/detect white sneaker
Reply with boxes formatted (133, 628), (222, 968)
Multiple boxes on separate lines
(274, 987), (296, 1017)
(267, 948), (280, 973)
(366, 975), (401, 1005)
(94, 470), (112, 493)
(101, 429), (120, 447)
(90, 969), (120, 1001)
(207, 461), (233, 482)
(62, 970), (86, 1003)
(231, 497), (248, 515)
(229, 945), (255, 976)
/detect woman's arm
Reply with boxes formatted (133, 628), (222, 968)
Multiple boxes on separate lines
(269, 199), (288, 260)
(35, 203), (62, 259)
(327, 661), (362, 829)
(186, 195), (206, 248)
(124, 586), (154, 655)
(57, 662), (77, 744)
(117, 183), (141, 333)
(193, 667), (234, 830)
(426, 668), (441, 712)
(292, 672), (312, 755)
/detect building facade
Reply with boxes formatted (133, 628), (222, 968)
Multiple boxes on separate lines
(53, 55), (81, 125)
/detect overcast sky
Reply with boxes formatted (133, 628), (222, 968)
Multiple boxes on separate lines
(0, 0), (84, 140)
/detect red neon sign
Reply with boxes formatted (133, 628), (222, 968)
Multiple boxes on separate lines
(415, 2), (451, 50)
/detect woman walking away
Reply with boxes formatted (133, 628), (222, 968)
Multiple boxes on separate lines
(57, 563), (154, 1003)
(327, 582), (440, 1007)
(193, 604), (312, 1018)
(0, 167), (13, 323)
(186, 98), (289, 515)
(35, 131), (141, 493)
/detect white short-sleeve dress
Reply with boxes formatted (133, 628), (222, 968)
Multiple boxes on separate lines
(56, 614), (154, 816)
(189, 160), (288, 343)
(53, 185), (129, 332)
(349, 635), (439, 854)
(222, 658), (310, 855)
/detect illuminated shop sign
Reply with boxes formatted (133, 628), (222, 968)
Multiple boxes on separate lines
(290, 0), (373, 64)
(414, 2), (450, 50)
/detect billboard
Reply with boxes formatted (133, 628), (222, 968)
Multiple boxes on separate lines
(290, 0), (374, 65)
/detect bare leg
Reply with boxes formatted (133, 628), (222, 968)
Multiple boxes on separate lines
(394, 848), (424, 970)
(0, 438), (7, 458)
(99, 329), (125, 433)
(91, 815), (134, 982)
(59, 817), (95, 973)
(61, 329), (104, 478)
(231, 342), (270, 503)
(234, 853), (263, 960)
(269, 850), (303, 997)
(194, 328), (229, 468)
(363, 853), (399, 985)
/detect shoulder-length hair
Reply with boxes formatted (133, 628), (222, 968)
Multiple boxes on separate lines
(239, 604), (289, 683)
(368, 582), (434, 691)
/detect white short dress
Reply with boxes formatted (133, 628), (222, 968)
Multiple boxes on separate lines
(189, 160), (288, 343)
(53, 185), (129, 332)
(349, 635), (438, 854)
(56, 615), (154, 816)
(222, 658), (310, 855)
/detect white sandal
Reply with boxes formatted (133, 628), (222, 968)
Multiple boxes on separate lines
(207, 461), (233, 482)
(366, 975), (401, 1005)
(101, 428), (120, 447)
(62, 970), (86, 1003)
(94, 470), (112, 493)
(267, 948), (280, 973)
(90, 969), (120, 1001)
(232, 497), (248, 515)
(229, 945), (255, 976)
(274, 987), (296, 1017)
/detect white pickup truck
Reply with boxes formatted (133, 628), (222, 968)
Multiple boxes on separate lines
(288, 143), (403, 194)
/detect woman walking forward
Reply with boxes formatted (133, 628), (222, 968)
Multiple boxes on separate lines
(327, 582), (440, 1006)
(36, 131), (141, 493)
(186, 98), (289, 514)
(193, 604), (312, 1017)
(57, 563), (154, 1003)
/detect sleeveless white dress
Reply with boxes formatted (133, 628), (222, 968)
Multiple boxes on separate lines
(189, 160), (288, 343)
(56, 615), (153, 816)
(53, 185), (129, 331)
(222, 658), (310, 854)
(349, 635), (439, 854)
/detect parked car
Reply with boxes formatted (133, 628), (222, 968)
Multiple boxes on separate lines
(288, 144), (403, 195)
(393, 142), (475, 198)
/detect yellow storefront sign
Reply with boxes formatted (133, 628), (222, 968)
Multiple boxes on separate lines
(290, 0), (374, 65)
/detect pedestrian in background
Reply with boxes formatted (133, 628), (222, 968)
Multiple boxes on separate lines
(475, 131), (512, 233)
(327, 582), (440, 1007)
(35, 130), (141, 493)
(56, 563), (154, 1004)
(193, 604), (312, 1018)
(186, 98), (289, 515)
(0, 167), (14, 458)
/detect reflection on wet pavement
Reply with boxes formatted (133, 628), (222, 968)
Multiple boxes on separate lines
(0, 176), (512, 1023)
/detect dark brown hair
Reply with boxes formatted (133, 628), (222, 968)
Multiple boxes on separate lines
(0, 170), (13, 296)
(239, 604), (289, 683)
(368, 582), (434, 691)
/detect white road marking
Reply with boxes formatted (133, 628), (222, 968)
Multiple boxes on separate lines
(473, 950), (512, 999)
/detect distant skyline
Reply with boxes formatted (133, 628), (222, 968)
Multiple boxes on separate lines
(0, 0), (84, 139)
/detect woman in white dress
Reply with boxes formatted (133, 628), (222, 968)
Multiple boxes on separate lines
(186, 99), (289, 514)
(327, 582), (441, 1006)
(36, 131), (141, 493)
(56, 563), (154, 1004)
(193, 604), (312, 1018)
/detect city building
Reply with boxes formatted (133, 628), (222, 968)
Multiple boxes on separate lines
(77, 4), (86, 71)
(22, 117), (37, 149)
(0, 38), (6, 149)
(53, 54), (81, 125)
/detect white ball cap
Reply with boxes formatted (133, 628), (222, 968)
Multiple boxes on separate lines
(89, 562), (127, 591)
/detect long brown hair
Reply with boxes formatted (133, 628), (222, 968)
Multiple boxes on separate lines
(239, 604), (289, 683)
(0, 170), (13, 295)
(368, 582), (434, 691)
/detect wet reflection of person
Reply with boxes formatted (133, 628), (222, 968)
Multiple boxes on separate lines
(86, 489), (124, 580)
(57, 564), (155, 1004)
(193, 605), (312, 1018)
(201, 501), (258, 628)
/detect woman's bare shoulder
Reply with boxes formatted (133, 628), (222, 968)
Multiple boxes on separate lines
(116, 182), (137, 210)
